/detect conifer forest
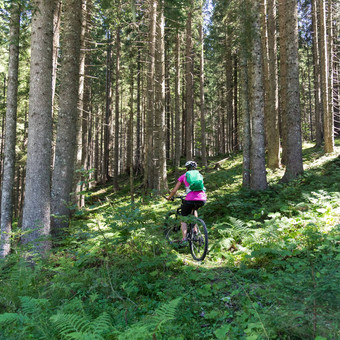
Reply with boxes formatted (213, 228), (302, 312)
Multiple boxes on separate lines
(0, 0), (339, 339)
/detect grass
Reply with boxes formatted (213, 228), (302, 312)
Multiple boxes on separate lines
(0, 141), (339, 339)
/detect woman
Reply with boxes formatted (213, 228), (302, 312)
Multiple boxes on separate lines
(167, 161), (207, 244)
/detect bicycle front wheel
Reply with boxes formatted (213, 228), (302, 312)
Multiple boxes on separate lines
(188, 218), (208, 261)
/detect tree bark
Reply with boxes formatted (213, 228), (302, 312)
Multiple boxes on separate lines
(154, 0), (168, 192)
(249, 0), (268, 191)
(266, 0), (280, 169)
(241, 51), (251, 188)
(0, 2), (20, 257)
(114, 25), (121, 190)
(22, 0), (56, 255)
(312, 0), (323, 146)
(52, 0), (61, 110)
(51, 0), (82, 239)
(225, 30), (233, 154)
(144, 0), (157, 190)
(321, 0), (334, 153)
(103, 30), (112, 183)
(174, 30), (181, 171)
(281, 0), (304, 182)
(199, 21), (207, 168)
(185, 1), (194, 160)
(75, 0), (90, 207)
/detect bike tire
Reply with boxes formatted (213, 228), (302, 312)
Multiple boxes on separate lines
(164, 211), (181, 245)
(188, 218), (208, 261)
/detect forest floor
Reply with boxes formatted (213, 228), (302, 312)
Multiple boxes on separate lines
(0, 141), (339, 339)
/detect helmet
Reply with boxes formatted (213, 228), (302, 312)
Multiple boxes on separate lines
(185, 160), (197, 169)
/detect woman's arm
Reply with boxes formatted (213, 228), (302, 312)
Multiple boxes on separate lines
(167, 181), (182, 200)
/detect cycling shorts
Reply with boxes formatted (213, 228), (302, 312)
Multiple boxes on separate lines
(181, 200), (206, 216)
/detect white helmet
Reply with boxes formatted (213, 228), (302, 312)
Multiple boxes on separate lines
(185, 160), (197, 169)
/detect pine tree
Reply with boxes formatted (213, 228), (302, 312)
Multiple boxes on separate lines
(22, 0), (56, 255)
(0, 1), (20, 257)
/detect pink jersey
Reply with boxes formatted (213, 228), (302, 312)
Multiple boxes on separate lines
(178, 173), (207, 201)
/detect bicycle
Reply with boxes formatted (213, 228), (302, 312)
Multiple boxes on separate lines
(164, 196), (208, 261)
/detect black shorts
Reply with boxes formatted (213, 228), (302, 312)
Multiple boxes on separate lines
(181, 200), (206, 216)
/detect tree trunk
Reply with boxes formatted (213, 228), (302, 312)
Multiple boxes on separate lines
(266, 0), (280, 169)
(135, 48), (142, 173)
(225, 30), (233, 154)
(22, 0), (56, 255)
(144, 0), (157, 190)
(52, 0), (61, 110)
(312, 0), (323, 146)
(129, 65), (134, 202)
(75, 0), (90, 207)
(278, 0), (289, 167)
(233, 56), (238, 150)
(51, 0), (82, 239)
(0, 2), (20, 257)
(103, 31), (112, 183)
(241, 51), (251, 188)
(185, 1), (193, 160)
(174, 30), (181, 171)
(322, 0), (334, 153)
(199, 22), (207, 168)
(249, 1), (268, 191)
(281, 0), (304, 182)
(114, 26), (121, 190)
(154, 0), (168, 192)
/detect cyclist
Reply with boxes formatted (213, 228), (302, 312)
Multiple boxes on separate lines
(167, 161), (207, 245)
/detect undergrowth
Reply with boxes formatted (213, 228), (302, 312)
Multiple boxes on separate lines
(0, 142), (339, 339)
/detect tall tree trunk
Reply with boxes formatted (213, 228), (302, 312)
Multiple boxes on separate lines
(154, 0), (168, 192)
(185, 1), (193, 160)
(144, 0), (157, 190)
(174, 30), (181, 171)
(266, 0), (280, 169)
(278, 0), (288, 167)
(249, 0), (268, 191)
(114, 25), (121, 190)
(241, 51), (251, 188)
(0, 2), (20, 257)
(135, 48), (142, 173)
(312, 0), (323, 146)
(225, 30), (233, 154)
(103, 31), (112, 183)
(281, 0), (304, 182)
(51, 0), (82, 239)
(322, 0), (334, 153)
(129, 65), (134, 202)
(199, 22), (207, 168)
(75, 0), (89, 207)
(233, 56), (238, 150)
(22, 0), (56, 255)
(52, 0), (61, 110)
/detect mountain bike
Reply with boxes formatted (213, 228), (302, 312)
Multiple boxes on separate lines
(164, 196), (208, 261)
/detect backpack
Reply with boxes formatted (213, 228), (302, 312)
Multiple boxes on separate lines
(186, 170), (206, 192)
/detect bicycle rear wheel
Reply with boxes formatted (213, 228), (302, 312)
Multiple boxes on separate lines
(188, 218), (208, 261)
(164, 211), (181, 245)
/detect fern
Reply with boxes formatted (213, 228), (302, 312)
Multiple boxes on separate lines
(51, 312), (112, 340)
(19, 296), (49, 315)
(0, 312), (29, 327)
(118, 298), (181, 340)
(151, 297), (181, 331)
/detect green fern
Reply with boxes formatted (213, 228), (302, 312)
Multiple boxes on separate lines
(51, 312), (112, 340)
(0, 312), (29, 327)
(118, 298), (181, 340)
(19, 296), (49, 315)
(151, 297), (181, 331)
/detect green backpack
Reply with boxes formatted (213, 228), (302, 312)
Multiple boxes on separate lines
(186, 170), (206, 192)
